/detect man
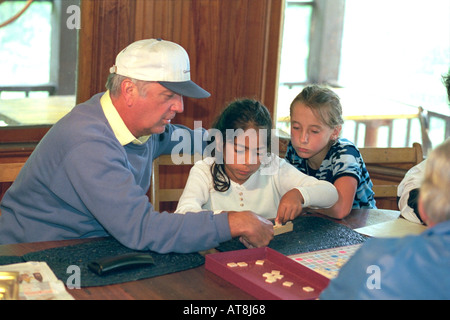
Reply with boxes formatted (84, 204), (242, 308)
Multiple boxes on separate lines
(0, 39), (273, 253)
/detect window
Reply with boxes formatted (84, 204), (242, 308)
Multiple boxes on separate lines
(276, 0), (450, 152)
(278, 1), (313, 86)
(276, 0), (314, 136)
(339, 0), (450, 149)
(0, 0), (53, 98)
(276, 0), (345, 136)
(0, 0), (78, 128)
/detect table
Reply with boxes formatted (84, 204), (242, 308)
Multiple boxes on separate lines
(339, 92), (419, 147)
(0, 96), (75, 126)
(277, 89), (420, 147)
(0, 209), (400, 300)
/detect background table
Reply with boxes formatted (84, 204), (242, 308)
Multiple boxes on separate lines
(0, 96), (75, 126)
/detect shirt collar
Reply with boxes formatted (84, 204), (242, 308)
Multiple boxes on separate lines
(100, 91), (150, 146)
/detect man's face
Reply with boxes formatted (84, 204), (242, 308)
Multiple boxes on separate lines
(131, 82), (184, 136)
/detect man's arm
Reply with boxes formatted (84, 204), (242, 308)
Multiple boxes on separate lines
(227, 211), (274, 248)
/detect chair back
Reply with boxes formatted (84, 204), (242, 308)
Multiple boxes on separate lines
(150, 154), (200, 212)
(0, 162), (25, 183)
(359, 142), (424, 209)
(0, 161), (26, 214)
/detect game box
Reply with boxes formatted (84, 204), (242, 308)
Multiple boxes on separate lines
(205, 247), (330, 300)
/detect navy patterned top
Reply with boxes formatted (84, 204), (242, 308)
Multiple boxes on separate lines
(285, 138), (376, 209)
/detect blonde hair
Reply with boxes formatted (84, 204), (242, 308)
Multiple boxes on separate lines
(420, 139), (450, 224)
(290, 84), (344, 129)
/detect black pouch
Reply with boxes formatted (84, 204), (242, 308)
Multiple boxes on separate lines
(88, 252), (155, 276)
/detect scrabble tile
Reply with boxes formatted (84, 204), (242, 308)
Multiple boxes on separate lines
(271, 270), (281, 275)
(273, 221), (293, 236)
(255, 260), (265, 266)
(265, 277), (277, 283)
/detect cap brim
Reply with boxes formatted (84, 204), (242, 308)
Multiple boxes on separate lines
(159, 81), (211, 99)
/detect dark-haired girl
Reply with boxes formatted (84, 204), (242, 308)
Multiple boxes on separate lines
(176, 99), (338, 223)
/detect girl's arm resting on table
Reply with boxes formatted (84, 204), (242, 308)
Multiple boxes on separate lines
(296, 180), (339, 209)
(308, 176), (357, 219)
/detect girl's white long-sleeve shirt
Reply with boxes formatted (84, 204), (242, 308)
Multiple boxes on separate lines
(175, 155), (338, 219)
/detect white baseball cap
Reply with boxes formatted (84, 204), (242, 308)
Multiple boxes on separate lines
(109, 39), (210, 99)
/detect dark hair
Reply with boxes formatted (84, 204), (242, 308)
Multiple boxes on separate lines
(210, 99), (272, 192)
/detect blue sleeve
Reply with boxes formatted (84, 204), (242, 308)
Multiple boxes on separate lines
(51, 136), (230, 254)
(318, 237), (401, 300)
(319, 241), (382, 300)
(329, 144), (362, 184)
(319, 236), (449, 300)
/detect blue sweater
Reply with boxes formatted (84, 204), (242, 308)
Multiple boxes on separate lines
(0, 93), (231, 253)
(320, 220), (450, 299)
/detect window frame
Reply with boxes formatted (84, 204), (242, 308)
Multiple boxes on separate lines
(0, 0), (78, 98)
(0, 0), (78, 144)
(275, 0), (345, 135)
(279, 0), (345, 89)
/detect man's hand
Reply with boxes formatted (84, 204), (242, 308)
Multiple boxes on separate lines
(227, 211), (274, 248)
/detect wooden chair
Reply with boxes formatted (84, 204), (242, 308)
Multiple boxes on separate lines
(359, 142), (424, 210)
(0, 162), (25, 184)
(0, 161), (26, 214)
(150, 154), (200, 212)
(417, 106), (433, 156)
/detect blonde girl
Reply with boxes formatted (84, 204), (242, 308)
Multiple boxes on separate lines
(285, 85), (376, 219)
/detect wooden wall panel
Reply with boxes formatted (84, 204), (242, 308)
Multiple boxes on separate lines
(77, 0), (283, 128)
(77, 0), (137, 104)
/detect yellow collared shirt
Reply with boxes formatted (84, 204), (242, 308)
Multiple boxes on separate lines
(100, 91), (150, 146)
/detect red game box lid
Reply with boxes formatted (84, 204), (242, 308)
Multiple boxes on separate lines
(205, 247), (330, 300)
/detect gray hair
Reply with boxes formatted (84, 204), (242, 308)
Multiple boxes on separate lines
(420, 138), (450, 224)
(105, 73), (153, 97)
